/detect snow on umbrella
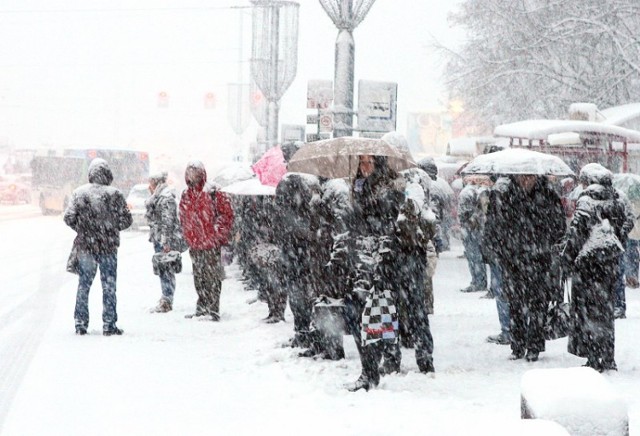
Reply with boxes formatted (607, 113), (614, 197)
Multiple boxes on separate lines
(613, 173), (640, 201)
(210, 163), (255, 188)
(221, 177), (276, 196)
(461, 148), (574, 177)
(251, 146), (287, 187)
(287, 136), (416, 180)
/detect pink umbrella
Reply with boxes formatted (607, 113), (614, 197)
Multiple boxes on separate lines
(251, 146), (287, 187)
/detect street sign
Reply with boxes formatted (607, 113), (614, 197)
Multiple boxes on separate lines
(157, 91), (169, 108)
(204, 92), (216, 109)
(319, 114), (333, 133)
(281, 124), (306, 143)
(306, 134), (320, 142)
(306, 114), (319, 125)
(307, 80), (333, 109)
(357, 80), (397, 133)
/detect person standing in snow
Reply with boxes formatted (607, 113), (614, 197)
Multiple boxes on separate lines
(298, 178), (353, 360)
(482, 178), (510, 346)
(561, 164), (633, 371)
(483, 174), (565, 362)
(392, 166), (437, 373)
(417, 157), (453, 253)
(273, 170), (323, 346)
(64, 158), (132, 336)
(343, 153), (437, 392)
(145, 172), (182, 313)
(457, 176), (489, 293)
(179, 161), (234, 321)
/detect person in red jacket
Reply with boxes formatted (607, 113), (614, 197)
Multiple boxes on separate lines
(179, 160), (234, 320)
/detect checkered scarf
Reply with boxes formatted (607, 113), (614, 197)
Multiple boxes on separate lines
(361, 287), (399, 346)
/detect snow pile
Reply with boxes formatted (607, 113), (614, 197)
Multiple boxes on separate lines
(521, 367), (628, 435)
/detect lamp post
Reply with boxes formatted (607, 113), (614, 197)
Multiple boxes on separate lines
(250, 1), (299, 152)
(319, 0), (377, 137)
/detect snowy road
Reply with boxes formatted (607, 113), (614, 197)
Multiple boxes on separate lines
(0, 209), (639, 435)
(0, 209), (71, 429)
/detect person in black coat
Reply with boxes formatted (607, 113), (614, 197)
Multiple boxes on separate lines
(561, 164), (633, 371)
(483, 174), (566, 362)
(274, 171), (322, 347)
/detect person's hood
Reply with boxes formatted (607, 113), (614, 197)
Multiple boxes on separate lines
(185, 160), (207, 191)
(281, 141), (302, 163)
(579, 163), (612, 186)
(87, 158), (113, 186)
(417, 157), (438, 181)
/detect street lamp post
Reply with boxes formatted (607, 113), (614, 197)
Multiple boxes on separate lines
(250, 1), (299, 152)
(319, 0), (377, 138)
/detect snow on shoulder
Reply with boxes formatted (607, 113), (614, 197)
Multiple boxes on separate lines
(521, 367), (628, 436)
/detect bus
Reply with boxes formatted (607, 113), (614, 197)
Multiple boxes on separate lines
(31, 148), (149, 215)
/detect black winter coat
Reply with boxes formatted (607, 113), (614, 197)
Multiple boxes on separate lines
(64, 161), (132, 254)
(483, 176), (566, 269)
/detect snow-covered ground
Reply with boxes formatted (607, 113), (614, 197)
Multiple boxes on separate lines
(1, 210), (639, 435)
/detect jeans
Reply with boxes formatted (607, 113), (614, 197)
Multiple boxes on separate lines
(624, 239), (639, 280)
(154, 242), (176, 303)
(462, 229), (487, 289)
(615, 253), (626, 312)
(190, 248), (223, 316)
(75, 251), (118, 331)
(490, 262), (510, 336)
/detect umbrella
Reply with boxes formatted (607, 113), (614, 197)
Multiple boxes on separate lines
(460, 148), (574, 177)
(251, 146), (287, 187)
(210, 163), (254, 188)
(287, 136), (416, 179)
(221, 177), (276, 196)
(613, 173), (640, 201)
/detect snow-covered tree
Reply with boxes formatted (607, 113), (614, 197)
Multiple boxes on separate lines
(439, 0), (640, 126)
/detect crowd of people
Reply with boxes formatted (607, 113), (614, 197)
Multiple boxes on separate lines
(62, 138), (638, 392)
(455, 161), (636, 371)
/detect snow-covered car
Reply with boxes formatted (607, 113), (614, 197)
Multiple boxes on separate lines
(0, 174), (32, 205)
(126, 183), (151, 230)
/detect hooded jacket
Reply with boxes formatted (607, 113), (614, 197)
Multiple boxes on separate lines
(179, 161), (234, 251)
(64, 158), (133, 254)
(145, 182), (181, 248)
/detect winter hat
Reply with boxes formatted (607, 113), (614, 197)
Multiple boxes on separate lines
(87, 158), (114, 186)
(281, 141), (302, 163)
(417, 157), (438, 181)
(579, 163), (612, 186)
(149, 171), (168, 185)
(185, 160), (207, 189)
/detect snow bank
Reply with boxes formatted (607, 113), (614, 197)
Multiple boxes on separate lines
(521, 367), (628, 435)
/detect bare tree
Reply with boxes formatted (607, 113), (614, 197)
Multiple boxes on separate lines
(438, 0), (640, 127)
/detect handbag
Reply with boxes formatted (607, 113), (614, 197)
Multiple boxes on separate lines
(66, 239), (80, 275)
(361, 287), (399, 346)
(312, 295), (346, 335)
(544, 279), (571, 340)
(152, 251), (182, 275)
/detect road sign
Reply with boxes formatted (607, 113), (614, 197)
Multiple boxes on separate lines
(307, 80), (333, 109)
(319, 114), (333, 133)
(281, 124), (305, 143)
(306, 134), (320, 142)
(157, 91), (169, 108)
(357, 80), (397, 133)
(306, 114), (319, 125)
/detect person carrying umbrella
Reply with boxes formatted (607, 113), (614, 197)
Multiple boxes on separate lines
(484, 173), (566, 362)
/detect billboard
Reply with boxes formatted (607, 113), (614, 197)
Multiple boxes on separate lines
(356, 80), (397, 133)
